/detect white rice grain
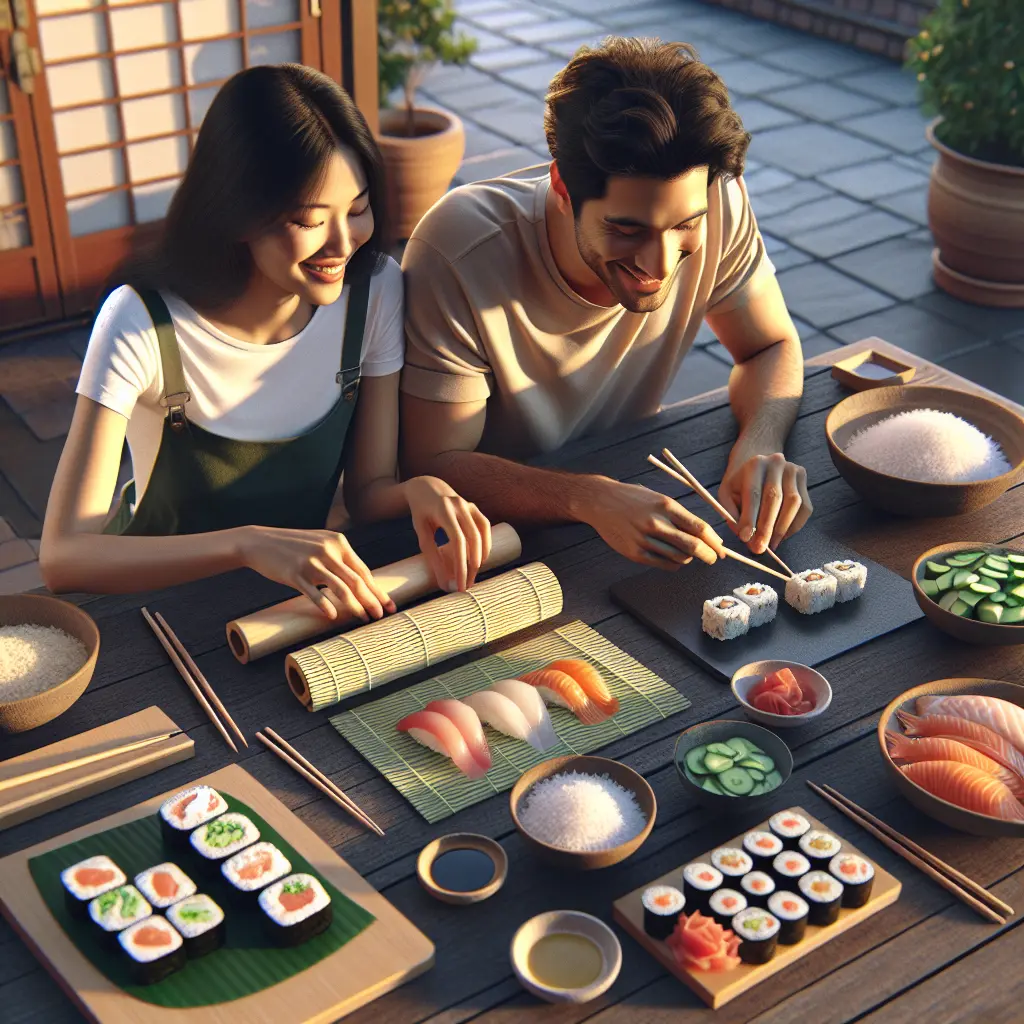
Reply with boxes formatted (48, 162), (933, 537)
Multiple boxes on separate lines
(0, 624), (87, 701)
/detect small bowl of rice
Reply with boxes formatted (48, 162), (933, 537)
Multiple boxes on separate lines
(0, 595), (100, 733)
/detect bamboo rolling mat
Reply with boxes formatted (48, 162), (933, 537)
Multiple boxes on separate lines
(331, 621), (690, 823)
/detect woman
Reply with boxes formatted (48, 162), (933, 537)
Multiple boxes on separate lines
(40, 64), (491, 624)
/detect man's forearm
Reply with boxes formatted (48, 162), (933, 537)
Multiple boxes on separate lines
(727, 333), (803, 460)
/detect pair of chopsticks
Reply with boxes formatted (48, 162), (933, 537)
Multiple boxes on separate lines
(256, 728), (384, 837)
(647, 449), (794, 583)
(807, 781), (1014, 925)
(142, 608), (247, 753)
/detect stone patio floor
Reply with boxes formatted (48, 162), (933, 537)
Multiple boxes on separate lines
(0, 0), (1023, 593)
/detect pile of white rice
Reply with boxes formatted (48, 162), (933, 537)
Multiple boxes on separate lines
(0, 623), (87, 702)
(844, 408), (1012, 484)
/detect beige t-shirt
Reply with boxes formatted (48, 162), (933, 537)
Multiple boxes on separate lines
(400, 173), (774, 459)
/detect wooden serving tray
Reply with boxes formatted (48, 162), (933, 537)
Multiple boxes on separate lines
(612, 807), (901, 1009)
(0, 764), (435, 1024)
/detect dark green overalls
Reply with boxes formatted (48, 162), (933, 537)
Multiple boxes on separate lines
(103, 280), (369, 536)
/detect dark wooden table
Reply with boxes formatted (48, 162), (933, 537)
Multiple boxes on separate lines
(3, 338), (1023, 1024)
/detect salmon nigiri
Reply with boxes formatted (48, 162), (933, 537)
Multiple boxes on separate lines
(519, 669), (606, 726)
(897, 711), (1024, 782)
(396, 709), (488, 780)
(424, 699), (492, 775)
(545, 659), (620, 718)
(917, 695), (1024, 755)
(901, 760), (1024, 823)
(886, 732), (1024, 800)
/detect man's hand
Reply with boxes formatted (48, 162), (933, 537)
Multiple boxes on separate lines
(718, 452), (812, 555)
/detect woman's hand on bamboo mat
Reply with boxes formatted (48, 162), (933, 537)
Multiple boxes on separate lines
(404, 476), (492, 593)
(237, 525), (397, 622)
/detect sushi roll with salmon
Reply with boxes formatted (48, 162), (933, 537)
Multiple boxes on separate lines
(769, 810), (811, 850)
(134, 863), (196, 910)
(743, 830), (783, 872)
(642, 885), (685, 939)
(732, 583), (779, 628)
(519, 668), (607, 726)
(166, 893), (226, 958)
(89, 885), (152, 947)
(190, 813), (259, 874)
(732, 907), (780, 964)
(799, 830), (842, 868)
(710, 847), (753, 881)
(61, 855), (126, 918)
(772, 851), (811, 889)
(396, 705), (492, 780)
(258, 873), (333, 947)
(221, 842), (292, 904)
(768, 891), (809, 945)
(681, 862), (722, 912)
(829, 853), (875, 908)
(118, 916), (185, 985)
(823, 560), (867, 602)
(785, 570), (837, 615)
(159, 786), (228, 848)
(707, 888), (747, 929)
(740, 871), (776, 908)
(702, 596), (750, 641)
(799, 870), (844, 926)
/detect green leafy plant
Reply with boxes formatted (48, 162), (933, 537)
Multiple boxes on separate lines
(905, 0), (1024, 166)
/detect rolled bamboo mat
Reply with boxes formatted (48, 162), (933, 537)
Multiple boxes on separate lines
(226, 523), (522, 663)
(286, 562), (562, 712)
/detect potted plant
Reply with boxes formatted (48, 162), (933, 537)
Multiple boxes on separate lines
(377, 0), (477, 242)
(905, 0), (1024, 307)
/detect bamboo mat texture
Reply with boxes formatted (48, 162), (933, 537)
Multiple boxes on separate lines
(331, 621), (689, 822)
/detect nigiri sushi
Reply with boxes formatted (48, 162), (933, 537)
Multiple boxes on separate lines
(462, 689), (546, 751)
(545, 659), (620, 719)
(488, 679), (559, 751)
(897, 711), (1024, 782)
(395, 709), (489, 780)
(901, 760), (1024, 822)
(519, 668), (606, 726)
(885, 732), (1024, 800)
(423, 700), (492, 775)
(917, 695), (1024, 755)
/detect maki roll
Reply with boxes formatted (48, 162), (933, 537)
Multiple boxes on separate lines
(221, 842), (291, 903)
(732, 583), (778, 628)
(190, 813), (259, 872)
(681, 863), (722, 912)
(707, 888), (747, 929)
(772, 851), (811, 889)
(799, 830), (843, 867)
(710, 847), (752, 881)
(740, 871), (776, 908)
(823, 560), (867, 602)
(702, 596), (750, 641)
(89, 885), (152, 946)
(743, 831), (783, 872)
(118, 916), (185, 985)
(731, 907), (780, 964)
(768, 891), (809, 945)
(641, 885), (685, 940)
(134, 863), (196, 910)
(60, 856), (126, 918)
(769, 810), (811, 850)
(785, 570), (837, 615)
(258, 874), (333, 947)
(799, 871), (844, 926)
(829, 853), (875, 908)
(166, 893), (226, 958)
(159, 786), (228, 848)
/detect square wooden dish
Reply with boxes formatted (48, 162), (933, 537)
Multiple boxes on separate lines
(612, 806), (900, 1009)
(0, 764), (435, 1024)
(831, 349), (917, 391)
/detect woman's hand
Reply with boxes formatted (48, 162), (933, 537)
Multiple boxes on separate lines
(237, 525), (397, 622)
(403, 476), (492, 592)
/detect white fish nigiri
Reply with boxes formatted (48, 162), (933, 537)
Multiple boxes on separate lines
(917, 695), (1024, 755)
(488, 678), (559, 751)
(463, 689), (546, 751)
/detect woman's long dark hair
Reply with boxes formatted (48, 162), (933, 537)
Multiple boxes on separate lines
(112, 64), (387, 311)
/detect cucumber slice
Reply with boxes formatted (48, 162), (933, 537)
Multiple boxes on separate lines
(1004, 596), (1021, 608)
(743, 742), (765, 755)
(968, 581), (999, 595)
(955, 551), (985, 563)
(989, 591), (1008, 604)
(953, 571), (980, 588)
(763, 770), (783, 791)
(737, 752), (775, 773)
(746, 768), (766, 783)
(985, 554), (1010, 568)
(938, 590), (961, 611)
(979, 567), (1009, 581)
(945, 554), (975, 566)
(706, 742), (739, 758)
(1006, 553), (1024, 566)
(936, 570), (957, 592)
(703, 753), (735, 773)
(684, 745), (710, 776)
(920, 579), (940, 597)
(958, 589), (986, 608)
(925, 560), (952, 578)
(748, 781), (766, 796)
(949, 599), (972, 617)
(1011, 569), (1024, 581)
(977, 600), (1005, 624)
(702, 776), (726, 795)
(1001, 606), (1024, 624)
(725, 738), (753, 758)
(1009, 583), (1024, 600)
(718, 767), (755, 796)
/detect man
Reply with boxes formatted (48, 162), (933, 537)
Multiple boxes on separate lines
(400, 37), (812, 570)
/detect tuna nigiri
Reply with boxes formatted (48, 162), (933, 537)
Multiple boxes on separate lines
(520, 668), (606, 726)
(462, 689), (546, 751)
(886, 732), (1024, 800)
(917, 695), (1024, 756)
(544, 659), (620, 718)
(396, 709), (488, 780)
(423, 700), (492, 775)
(488, 679), (559, 751)
(901, 760), (1024, 823)
(897, 710), (1024, 782)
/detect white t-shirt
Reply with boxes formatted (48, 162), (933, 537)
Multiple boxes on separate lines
(77, 257), (405, 509)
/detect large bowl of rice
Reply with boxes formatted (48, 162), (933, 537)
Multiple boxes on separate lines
(0, 595), (100, 733)
(825, 385), (1024, 516)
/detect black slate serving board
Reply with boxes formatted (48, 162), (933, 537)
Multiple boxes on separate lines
(610, 527), (923, 682)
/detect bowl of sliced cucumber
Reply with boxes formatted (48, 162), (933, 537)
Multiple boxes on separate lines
(912, 542), (1024, 646)
(673, 720), (793, 813)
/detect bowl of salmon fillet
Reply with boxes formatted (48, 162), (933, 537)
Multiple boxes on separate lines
(878, 678), (1024, 837)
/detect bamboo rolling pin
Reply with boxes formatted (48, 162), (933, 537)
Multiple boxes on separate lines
(226, 522), (522, 663)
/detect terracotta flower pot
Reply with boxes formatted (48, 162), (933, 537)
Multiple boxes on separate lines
(926, 119), (1024, 308)
(377, 106), (465, 243)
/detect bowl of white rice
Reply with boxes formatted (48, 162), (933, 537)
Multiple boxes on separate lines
(0, 595), (99, 733)
(825, 385), (1024, 517)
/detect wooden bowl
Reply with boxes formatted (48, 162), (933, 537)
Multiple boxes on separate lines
(911, 541), (1024, 647)
(0, 595), (100, 734)
(673, 720), (793, 814)
(416, 833), (508, 905)
(825, 385), (1024, 516)
(509, 755), (656, 870)
(510, 910), (622, 1004)
(731, 660), (833, 729)
(878, 677), (1024, 837)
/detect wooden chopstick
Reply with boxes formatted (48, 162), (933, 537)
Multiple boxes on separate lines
(0, 732), (180, 793)
(256, 730), (384, 837)
(806, 781), (1008, 925)
(142, 607), (238, 753)
(658, 448), (796, 578)
(154, 611), (247, 749)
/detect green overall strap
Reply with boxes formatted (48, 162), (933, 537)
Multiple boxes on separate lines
(337, 276), (370, 401)
(137, 289), (191, 432)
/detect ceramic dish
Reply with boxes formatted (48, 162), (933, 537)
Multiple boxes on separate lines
(416, 833), (507, 905)
(878, 677), (1024, 838)
(731, 660), (832, 728)
(831, 349), (917, 392)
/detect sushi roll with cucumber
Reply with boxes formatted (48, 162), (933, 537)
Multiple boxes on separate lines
(785, 569), (837, 615)
(221, 842), (292, 903)
(60, 856), (126, 918)
(118, 916), (185, 985)
(740, 871), (776, 908)
(768, 891), (809, 945)
(731, 907), (780, 964)
(681, 863), (722, 912)
(799, 870), (844, 926)
(166, 893), (226, 958)
(707, 888), (747, 929)
(190, 813), (259, 872)
(89, 885), (152, 946)
(769, 810), (811, 850)
(772, 851), (811, 889)
(258, 874), (333, 947)
(641, 885), (685, 940)
(134, 863), (196, 910)
(823, 560), (867, 602)
(711, 847), (753, 880)
(799, 830), (842, 868)
(159, 786), (228, 848)
(743, 831), (783, 872)
(829, 853), (875, 908)
(701, 596), (750, 641)
(732, 583), (778, 628)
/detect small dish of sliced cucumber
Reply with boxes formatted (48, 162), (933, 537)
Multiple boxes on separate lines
(681, 737), (784, 796)
(918, 548), (1024, 625)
